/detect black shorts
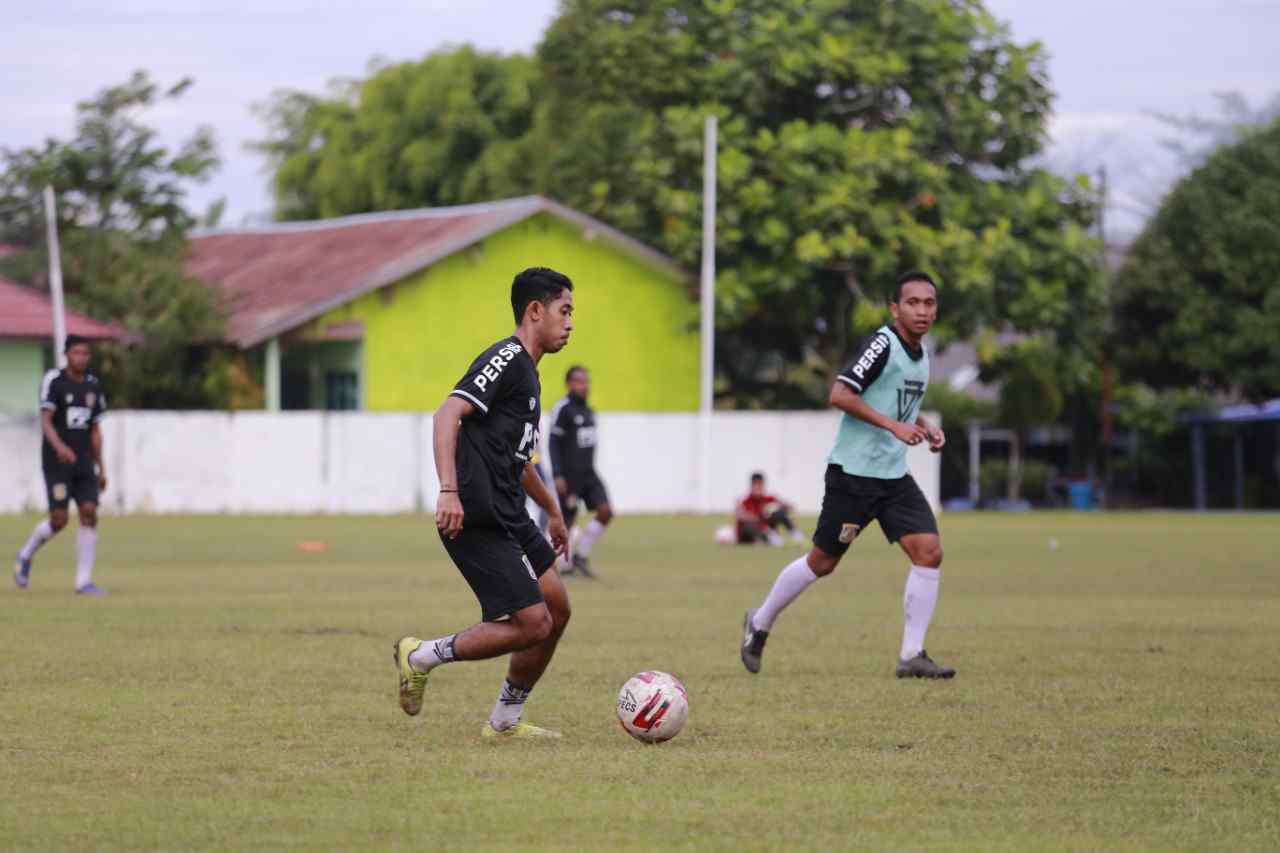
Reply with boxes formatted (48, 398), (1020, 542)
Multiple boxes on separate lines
(813, 465), (937, 555)
(559, 471), (609, 516)
(440, 516), (558, 622)
(43, 461), (98, 511)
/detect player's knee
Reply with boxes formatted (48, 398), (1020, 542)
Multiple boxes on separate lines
(807, 549), (839, 577)
(49, 511), (69, 532)
(522, 608), (554, 646)
(914, 539), (943, 568)
(596, 504), (613, 525)
(79, 506), (98, 528)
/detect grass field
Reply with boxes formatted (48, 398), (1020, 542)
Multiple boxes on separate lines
(1, 511), (1278, 851)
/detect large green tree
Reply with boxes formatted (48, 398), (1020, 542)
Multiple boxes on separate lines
(0, 71), (230, 408)
(1112, 117), (1280, 401)
(253, 47), (541, 220)
(530, 0), (1103, 406)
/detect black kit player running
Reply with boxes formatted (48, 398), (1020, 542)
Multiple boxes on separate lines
(41, 369), (107, 510)
(393, 267), (575, 739)
(548, 365), (614, 577)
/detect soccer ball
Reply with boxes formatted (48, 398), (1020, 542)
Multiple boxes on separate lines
(617, 670), (689, 743)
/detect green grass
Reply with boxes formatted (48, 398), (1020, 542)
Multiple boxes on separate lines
(1, 512), (1278, 851)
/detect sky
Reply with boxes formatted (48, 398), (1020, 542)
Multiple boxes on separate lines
(3, 0), (1278, 237)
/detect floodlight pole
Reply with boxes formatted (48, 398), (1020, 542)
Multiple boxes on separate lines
(699, 115), (717, 513)
(43, 185), (68, 368)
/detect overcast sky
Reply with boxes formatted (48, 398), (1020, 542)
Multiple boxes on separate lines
(3, 0), (1278, 236)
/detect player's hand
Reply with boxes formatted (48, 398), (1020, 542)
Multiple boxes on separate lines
(56, 445), (77, 465)
(547, 515), (570, 561)
(554, 476), (569, 498)
(436, 491), (465, 539)
(925, 424), (946, 453)
(98, 471), (109, 493)
(890, 422), (928, 447)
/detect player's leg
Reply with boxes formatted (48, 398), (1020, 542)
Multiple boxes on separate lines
(483, 525), (566, 736)
(571, 475), (611, 577)
(882, 477), (954, 679)
(73, 498), (104, 596)
(741, 468), (875, 673)
(394, 527), (550, 717)
(15, 471), (71, 588)
(766, 505), (807, 544)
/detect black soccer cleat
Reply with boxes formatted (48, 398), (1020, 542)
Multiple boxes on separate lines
(571, 554), (597, 579)
(895, 650), (956, 679)
(740, 608), (769, 674)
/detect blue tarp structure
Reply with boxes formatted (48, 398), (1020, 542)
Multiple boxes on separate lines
(1185, 399), (1280, 510)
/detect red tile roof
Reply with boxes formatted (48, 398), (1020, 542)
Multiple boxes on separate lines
(0, 276), (129, 341)
(186, 196), (687, 348)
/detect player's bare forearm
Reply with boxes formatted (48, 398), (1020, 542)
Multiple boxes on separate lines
(522, 464), (563, 521)
(40, 411), (64, 450)
(91, 424), (103, 467)
(829, 382), (897, 432)
(432, 396), (473, 490)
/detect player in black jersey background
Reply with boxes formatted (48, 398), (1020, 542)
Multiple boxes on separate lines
(548, 365), (613, 578)
(13, 335), (108, 595)
(393, 267), (576, 739)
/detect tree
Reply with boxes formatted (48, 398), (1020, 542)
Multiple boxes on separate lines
(532, 0), (1104, 406)
(1112, 117), (1280, 401)
(0, 71), (229, 408)
(252, 47), (541, 220)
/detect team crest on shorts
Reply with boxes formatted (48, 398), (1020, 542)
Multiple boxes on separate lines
(52, 483), (68, 501)
(529, 397), (536, 411)
(838, 523), (861, 544)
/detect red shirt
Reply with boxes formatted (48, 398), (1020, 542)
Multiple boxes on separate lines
(738, 493), (783, 530)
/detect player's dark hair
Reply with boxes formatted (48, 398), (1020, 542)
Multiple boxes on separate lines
(511, 267), (573, 325)
(892, 270), (937, 303)
(565, 365), (587, 383)
(750, 471), (765, 483)
(64, 334), (90, 352)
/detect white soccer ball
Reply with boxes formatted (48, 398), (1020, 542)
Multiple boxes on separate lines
(617, 670), (689, 743)
(714, 524), (736, 545)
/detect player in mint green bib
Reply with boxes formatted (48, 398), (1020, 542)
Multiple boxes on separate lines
(741, 272), (956, 680)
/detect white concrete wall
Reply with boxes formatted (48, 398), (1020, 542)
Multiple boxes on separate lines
(0, 411), (940, 516)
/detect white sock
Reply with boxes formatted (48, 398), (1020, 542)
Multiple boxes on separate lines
(19, 520), (55, 561)
(900, 565), (941, 660)
(75, 527), (98, 589)
(576, 518), (607, 558)
(753, 556), (819, 631)
(408, 634), (457, 673)
(488, 678), (532, 731)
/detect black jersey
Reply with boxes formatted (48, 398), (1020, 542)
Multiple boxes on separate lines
(40, 369), (107, 467)
(547, 393), (598, 480)
(449, 336), (542, 526)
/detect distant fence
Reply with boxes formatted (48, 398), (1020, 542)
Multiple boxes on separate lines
(0, 411), (940, 516)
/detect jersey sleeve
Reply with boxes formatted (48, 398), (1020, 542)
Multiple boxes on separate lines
(837, 332), (891, 394)
(448, 341), (521, 416)
(39, 370), (59, 412)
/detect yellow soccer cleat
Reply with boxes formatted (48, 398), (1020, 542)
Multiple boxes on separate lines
(392, 636), (430, 716)
(481, 721), (562, 740)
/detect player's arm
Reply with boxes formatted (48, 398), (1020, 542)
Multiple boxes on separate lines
(916, 413), (945, 453)
(548, 404), (570, 497)
(90, 423), (107, 492)
(523, 464), (569, 560)
(432, 395), (475, 539)
(40, 409), (76, 464)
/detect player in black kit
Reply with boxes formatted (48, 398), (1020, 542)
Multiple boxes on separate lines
(548, 366), (613, 578)
(393, 267), (576, 739)
(13, 335), (108, 595)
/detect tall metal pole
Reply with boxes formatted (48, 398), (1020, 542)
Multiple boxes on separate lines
(43, 185), (68, 368)
(699, 116), (717, 512)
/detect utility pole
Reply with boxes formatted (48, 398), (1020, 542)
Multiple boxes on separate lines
(1097, 165), (1113, 508)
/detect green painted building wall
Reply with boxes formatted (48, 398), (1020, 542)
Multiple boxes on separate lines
(298, 213), (699, 412)
(0, 340), (45, 412)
